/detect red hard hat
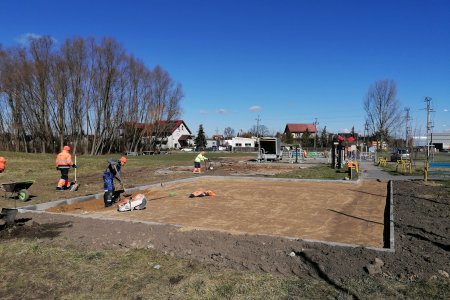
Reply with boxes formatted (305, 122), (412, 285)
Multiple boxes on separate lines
(63, 145), (70, 151)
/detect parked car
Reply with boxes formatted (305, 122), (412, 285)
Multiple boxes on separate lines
(390, 148), (410, 161)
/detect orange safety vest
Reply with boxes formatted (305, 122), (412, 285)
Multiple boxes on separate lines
(55, 150), (73, 167)
(189, 190), (216, 197)
(0, 156), (6, 173)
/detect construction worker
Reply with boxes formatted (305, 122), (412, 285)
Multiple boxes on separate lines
(0, 156), (6, 173)
(103, 156), (127, 207)
(55, 145), (76, 190)
(193, 149), (208, 173)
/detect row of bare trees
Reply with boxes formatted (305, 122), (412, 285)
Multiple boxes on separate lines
(0, 36), (183, 154)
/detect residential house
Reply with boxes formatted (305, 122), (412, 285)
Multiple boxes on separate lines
(206, 139), (218, 149)
(121, 120), (193, 150)
(157, 120), (193, 149)
(284, 124), (317, 138)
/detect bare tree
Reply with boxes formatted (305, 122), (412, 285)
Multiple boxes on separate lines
(223, 126), (235, 138)
(249, 124), (269, 137)
(364, 79), (402, 148)
(0, 36), (184, 154)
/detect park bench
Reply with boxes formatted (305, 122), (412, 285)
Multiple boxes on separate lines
(125, 151), (139, 156)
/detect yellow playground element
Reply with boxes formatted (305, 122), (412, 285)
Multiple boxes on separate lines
(378, 157), (388, 167)
(396, 159), (412, 174)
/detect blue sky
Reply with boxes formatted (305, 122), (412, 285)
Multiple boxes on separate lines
(1, 0), (449, 137)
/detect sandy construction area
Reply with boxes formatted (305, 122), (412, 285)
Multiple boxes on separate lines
(47, 178), (388, 248)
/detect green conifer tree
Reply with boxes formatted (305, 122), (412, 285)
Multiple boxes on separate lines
(194, 124), (207, 149)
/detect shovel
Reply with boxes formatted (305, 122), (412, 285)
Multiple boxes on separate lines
(115, 181), (131, 197)
(70, 155), (79, 191)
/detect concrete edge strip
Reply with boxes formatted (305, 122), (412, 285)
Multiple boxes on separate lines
(389, 180), (395, 251)
(200, 175), (361, 184)
(19, 176), (202, 211)
(18, 209), (392, 252)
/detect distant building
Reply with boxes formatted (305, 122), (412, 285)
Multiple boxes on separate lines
(206, 139), (218, 149)
(224, 137), (256, 151)
(211, 134), (224, 140)
(429, 132), (450, 151)
(121, 120), (193, 150)
(284, 123), (317, 138)
(158, 120), (193, 149)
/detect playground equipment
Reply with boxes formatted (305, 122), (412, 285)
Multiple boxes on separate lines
(424, 161), (450, 182)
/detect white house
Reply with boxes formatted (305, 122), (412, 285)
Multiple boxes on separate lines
(206, 139), (218, 149)
(160, 120), (193, 149)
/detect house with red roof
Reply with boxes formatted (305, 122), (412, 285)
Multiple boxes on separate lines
(121, 120), (193, 150)
(284, 123), (317, 138)
(156, 120), (193, 149)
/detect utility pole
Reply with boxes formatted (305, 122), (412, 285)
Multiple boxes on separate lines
(425, 97), (434, 162)
(405, 108), (412, 148)
(364, 120), (369, 153)
(255, 115), (261, 137)
(313, 118), (319, 158)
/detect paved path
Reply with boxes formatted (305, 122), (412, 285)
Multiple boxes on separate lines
(358, 161), (424, 181)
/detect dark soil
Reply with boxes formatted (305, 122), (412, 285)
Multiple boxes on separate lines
(1, 180), (449, 298)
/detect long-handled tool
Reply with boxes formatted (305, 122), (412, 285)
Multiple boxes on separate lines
(115, 179), (131, 198)
(70, 154), (79, 191)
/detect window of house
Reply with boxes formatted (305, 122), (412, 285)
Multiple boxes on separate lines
(235, 143), (242, 146)
(245, 143), (251, 147)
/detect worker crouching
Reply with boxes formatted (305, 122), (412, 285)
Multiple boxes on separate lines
(103, 156), (127, 207)
(55, 146), (77, 191)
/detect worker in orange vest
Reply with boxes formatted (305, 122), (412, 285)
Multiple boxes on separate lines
(55, 145), (77, 191)
(0, 156), (6, 173)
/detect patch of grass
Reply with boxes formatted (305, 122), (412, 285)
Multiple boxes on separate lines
(0, 151), (246, 207)
(346, 276), (450, 299)
(0, 239), (342, 299)
(274, 165), (350, 180)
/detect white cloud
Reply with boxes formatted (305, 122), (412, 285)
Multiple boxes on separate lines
(249, 105), (262, 112)
(15, 33), (57, 45)
(444, 108), (448, 112)
(341, 128), (350, 133)
(217, 108), (228, 114)
(16, 33), (42, 45)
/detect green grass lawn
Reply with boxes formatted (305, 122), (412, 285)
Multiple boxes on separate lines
(0, 240), (339, 299)
(275, 165), (351, 180)
(0, 239), (448, 299)
(0, 151), (246, 207)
